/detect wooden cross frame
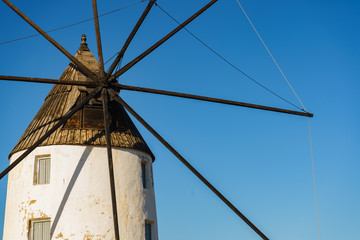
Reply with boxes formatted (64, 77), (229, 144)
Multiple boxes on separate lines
(0, 0), (314, 240)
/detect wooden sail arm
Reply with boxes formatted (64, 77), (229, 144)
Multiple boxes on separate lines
(0, 75), (97, 87)
(110, 0), (218, 80)
(101, 89), (120, 240)
(0, 86), (102, 180)
(116, 84), (314, 117)
(105, 0), (156, 81)
(92, 0), (105, 77)
(110, 92), (270, 240)
(2, 0), (100, 83)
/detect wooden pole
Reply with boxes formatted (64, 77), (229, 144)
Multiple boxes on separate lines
(112, 0), (218, 79)
(0, 75), (97, 87)
(117, 84), (313, 117)
(102, 89), (120, 240)
(112, 93), (270, 240)
(92, 0), (105, 78)
(105, 0), (156, 81)
(0, 86), (102, 180)
(2, 0), (100, 83)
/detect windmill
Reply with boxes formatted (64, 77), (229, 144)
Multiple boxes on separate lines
(0, 0), (314, 239)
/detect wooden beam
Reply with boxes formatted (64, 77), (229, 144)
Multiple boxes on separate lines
(105, 0), (156, 81)
(117, 84), (313, 117)
(101, 89), (120, 240)
(0, 75), (97, 87)
(0, 86), (102, 180)
(111, 0), (218, 79)
(111, 93), (270, 240)
(92, 0), (105, 77)
(2, 0), (100, 83)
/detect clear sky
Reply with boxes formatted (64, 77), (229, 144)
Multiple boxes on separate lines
(0, 0), (359, 239)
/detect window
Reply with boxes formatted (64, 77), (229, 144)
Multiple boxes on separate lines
(34, 155), (51, 185)
(30, 219), (50, 240)
(141, 161), (147, 189)
(145, 222), (152, 240)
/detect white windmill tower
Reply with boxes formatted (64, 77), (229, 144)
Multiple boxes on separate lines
(3, 35), (158, 240)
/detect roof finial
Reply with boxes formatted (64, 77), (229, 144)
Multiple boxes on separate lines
(79, 34), (89, 51)
(81, 34), (87, 44)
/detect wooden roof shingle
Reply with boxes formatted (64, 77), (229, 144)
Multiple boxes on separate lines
(10, 36), (154, 160)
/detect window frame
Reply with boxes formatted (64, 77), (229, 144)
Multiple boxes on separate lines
(141, 160), (147, 189)
(145, 220), (153, 240)
(33, 155), (51, 185)
(141, 159), (153, 189)
(29, 218), (51, 240)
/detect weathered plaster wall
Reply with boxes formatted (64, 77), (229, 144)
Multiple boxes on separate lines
(3, 145), (158, 240)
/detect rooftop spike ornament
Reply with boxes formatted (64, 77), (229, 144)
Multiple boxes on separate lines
(80, 34), (89, 50)
(0, 0), (313, 240)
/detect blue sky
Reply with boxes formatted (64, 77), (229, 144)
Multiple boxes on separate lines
(0, 0), (359, 239)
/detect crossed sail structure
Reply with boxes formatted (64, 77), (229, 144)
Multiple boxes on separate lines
(0, 0), (313, 239)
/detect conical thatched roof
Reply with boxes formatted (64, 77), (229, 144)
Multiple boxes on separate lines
(10, 35), (154, 160)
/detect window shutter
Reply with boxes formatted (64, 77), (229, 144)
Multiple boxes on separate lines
(45, 158), (50, 184)
(141, 163), (147, 189)
(42, 221), (50, 240)
(33, 222), (42, 240)
(145, 222), (152, 240)
(37, 157), (50, 184)
(38, 159), (46, 184)
(32, 220), (50, 240)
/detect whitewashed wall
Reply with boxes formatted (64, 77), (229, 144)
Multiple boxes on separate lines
(3, 145), (158, 240)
